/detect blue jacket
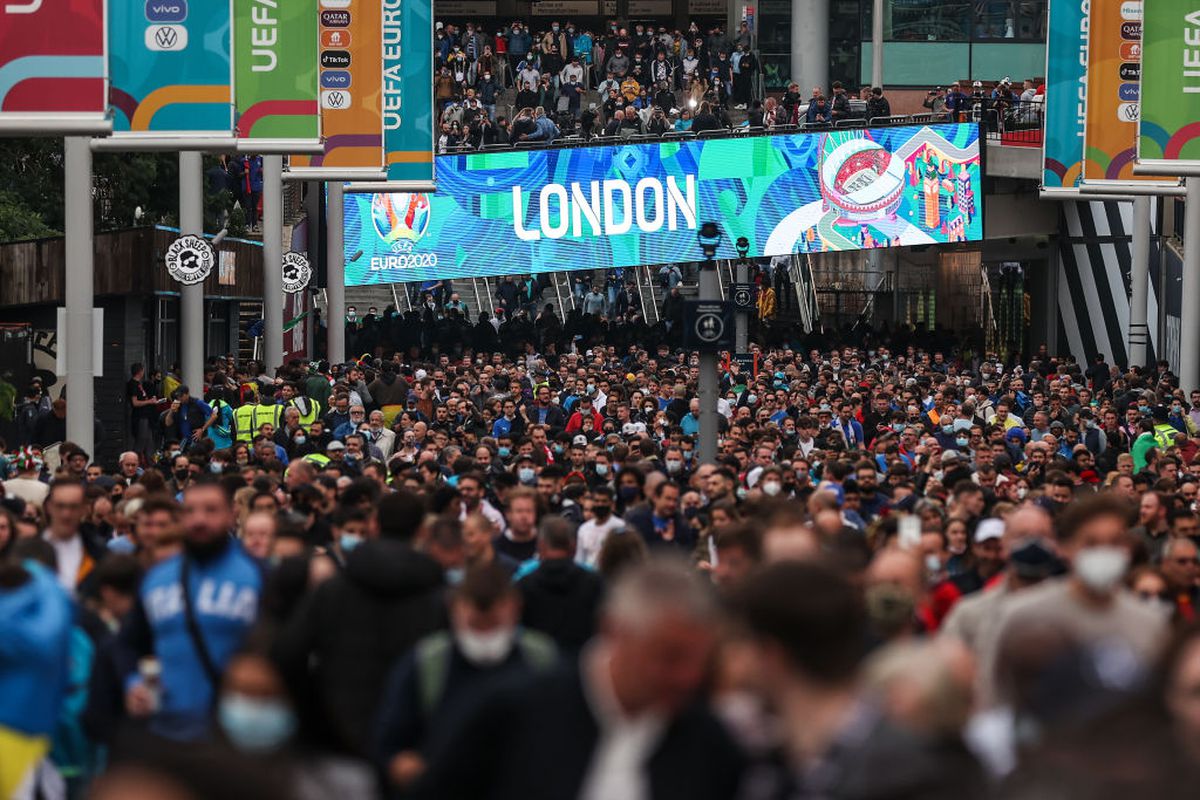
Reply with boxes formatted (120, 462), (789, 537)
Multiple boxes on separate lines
(527, 115), (560, 141)
(121, 541), (263, 741)
(507, 29), (532, 57)
(0, 561), (73, 737)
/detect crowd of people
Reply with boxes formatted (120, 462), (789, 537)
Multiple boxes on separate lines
(341, 263), (796, 361)
(433, 17), (765, 149)
(7, 303), (1200, 797)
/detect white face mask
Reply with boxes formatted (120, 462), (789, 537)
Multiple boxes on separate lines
(455, 627), (516, 667)
(1074, 546), (1129, 594)
(666, 459), (682, 473)
(761, 481), (782, 496)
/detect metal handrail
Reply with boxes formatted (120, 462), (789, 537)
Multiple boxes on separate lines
(470, 278), (483, 321)
(638, 267), (648, 323)
(435, 115), (969, 156)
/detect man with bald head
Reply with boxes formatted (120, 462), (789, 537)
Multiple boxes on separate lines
(118, 451), (142, 486)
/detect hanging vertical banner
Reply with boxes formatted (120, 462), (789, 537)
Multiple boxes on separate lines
(1041, 0), (1088, 190)
(108, 0), (233, 136)
(289, 0), (385, 177)
(1082, 0), (1160, 183)
(382, 0), (435, 187)
(0, 0), (109, 133)
(1138, 0), (1200, 167)
(233, 0), (321, 150)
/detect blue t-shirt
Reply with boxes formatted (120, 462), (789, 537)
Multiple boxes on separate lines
(137, 542), (262, 741)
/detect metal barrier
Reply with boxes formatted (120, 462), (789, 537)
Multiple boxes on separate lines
(978, 99), (1044, 146)
(434, 114), (989, 156)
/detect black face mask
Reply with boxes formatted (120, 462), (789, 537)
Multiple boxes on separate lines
(185, 533), (230, 562)
(174, 469), (190, 482)
(593, 505), (611, 518)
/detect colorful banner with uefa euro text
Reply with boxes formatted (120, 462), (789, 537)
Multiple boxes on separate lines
(1041, 0), (1088, 190)
(1138, 0), (1200, 167)
(0, 0), (108, 132)
(108, 0), (233, 135)
(1082, 0), (1161, 182)
(382, 0), (434, 185)
(345, 124), (983, 286)
(234, 0), (320, 146)
(289, 0), (385, 176)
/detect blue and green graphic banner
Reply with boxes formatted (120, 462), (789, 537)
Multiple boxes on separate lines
(382, 0), (434, 183)
(1042, 0), (1088, 189)
(345, 123), (983, 287)
(108, 0), (233, 134)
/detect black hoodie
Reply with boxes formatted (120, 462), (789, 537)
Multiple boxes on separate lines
(368, 371), (410, 407)
(275, 538), (447, 756)
(516, 558), (605, 654)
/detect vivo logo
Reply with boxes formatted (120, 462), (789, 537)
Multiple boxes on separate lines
(320, 50), (351, 68)
(1119, 83), (1139, 101)
(145, 0), (187, 22)
(145, 24), (188, 51)
(321, 70), (351, 88)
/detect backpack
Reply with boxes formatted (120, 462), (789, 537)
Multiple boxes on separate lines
(414, 630), (557, 718)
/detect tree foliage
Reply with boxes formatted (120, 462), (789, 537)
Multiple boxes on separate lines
(0, 139), (240, 243)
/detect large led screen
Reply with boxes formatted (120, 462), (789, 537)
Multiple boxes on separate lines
(344, 123), (983, 286)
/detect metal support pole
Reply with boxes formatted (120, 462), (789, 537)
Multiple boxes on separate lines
(698, 258), (720, 466)
(1129, 195), (1151, 369)
(64, 137), (94, 456)
(262, 155), (284, 375)
(179, 151), (204, 394)
(326, 181), (346, 364)
(1182, 179), (1200, 392)
(735, 258), (749, 352)
(872, 0), (884, 87)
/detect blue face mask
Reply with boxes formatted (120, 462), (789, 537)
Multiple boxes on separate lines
(340, 532), (364, 552)
(595, 463), (609, 476)
(518, 467), (536, 483)
(553, 444), (564, 454)
(498, 447), (511, 458)
(942, 424), (954, 435)
(218, 694), (296, 752)
(445, 567), (465, 585)
(956, 436), (970, 448)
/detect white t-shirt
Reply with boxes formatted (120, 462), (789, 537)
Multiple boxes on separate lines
(575, 515), (626, 567)
(45, 531), (83, 594)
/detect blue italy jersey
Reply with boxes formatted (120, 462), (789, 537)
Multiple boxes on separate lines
(138, 541), (262, 740)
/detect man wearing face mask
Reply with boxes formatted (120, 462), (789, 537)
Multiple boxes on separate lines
(414, 559), (744, 800)
(375, 563), (557, 792)
(940, 505), (1059, 704)
(120, 479), (264, 742)
(986, 495), (1169, 710)
(516, 517), (605, 652)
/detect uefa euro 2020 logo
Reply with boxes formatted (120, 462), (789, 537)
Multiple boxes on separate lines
(369, 193), (438, 271)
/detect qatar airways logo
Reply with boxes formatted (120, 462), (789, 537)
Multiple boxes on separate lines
(512, 175), (698, 241)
